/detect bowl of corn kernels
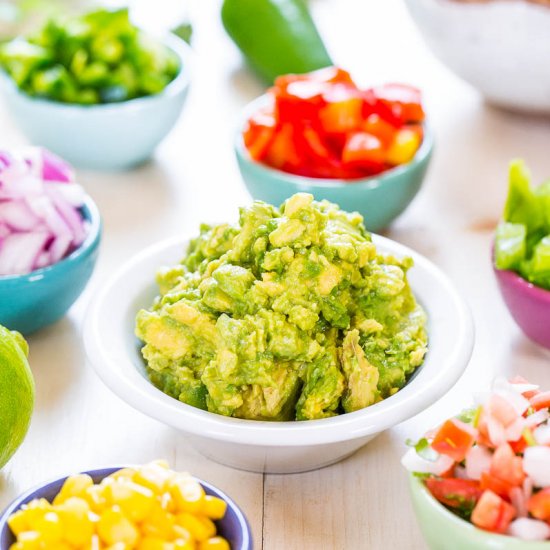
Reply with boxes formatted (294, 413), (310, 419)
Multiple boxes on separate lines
(0, 461), (252, 549)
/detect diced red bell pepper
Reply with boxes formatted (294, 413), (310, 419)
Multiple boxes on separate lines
(342, 132), (385, 172)
(528, 488), (550, 521)
(372, 83), (425, 123)
(243, 110), (277, 161)
(362, 114), (397, 147)
(431, 418), (477, 463)
(471, 490), (516, 533)
(263, 123), (301, 170)
(426, 477), (482, 512)
(274, 66), (356, 90)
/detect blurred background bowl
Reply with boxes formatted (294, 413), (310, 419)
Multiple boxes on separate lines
(408, 474), (549, 549)
(493, 264), (550, 350)
(404, 0), (550, 113)
(0, 466), (252, 550)
(0, 33), (192, 171)
(0, 195), (101, 335)
(235, 96), (433, 233)
(84, 234), (473, 474)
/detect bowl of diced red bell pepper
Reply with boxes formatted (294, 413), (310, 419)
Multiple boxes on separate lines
(235, 67), (433, 232)
(403, 377), (550, 549)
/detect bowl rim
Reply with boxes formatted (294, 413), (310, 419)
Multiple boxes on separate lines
(0, 466), (252, 550)
(408, 473), (549, 547)
(0, 32), (192, 111)
(234, 93), (434, 190)
(84, 232), (474, 447)
(0, 194), (101, 284)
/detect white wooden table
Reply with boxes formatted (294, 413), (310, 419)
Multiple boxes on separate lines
(1, 1), (550, 548)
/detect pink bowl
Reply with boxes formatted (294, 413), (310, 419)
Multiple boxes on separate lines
(493, 265), (550, 349)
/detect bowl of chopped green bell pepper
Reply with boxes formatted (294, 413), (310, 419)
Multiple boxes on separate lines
(493, 160), (550, 349)
(0, 8), (192, 170)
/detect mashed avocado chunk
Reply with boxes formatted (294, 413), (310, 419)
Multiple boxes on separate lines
(136, 194), (427, 421)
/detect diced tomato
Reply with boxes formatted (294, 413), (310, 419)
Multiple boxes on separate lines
(243, 110), (277, 161)
(362, 114), (397, 147)
(341, 132), (385, 171)
(274, 66), (356, 90)
(490, 443), (525, 487)
(480, 472), (514, 500)
(527, 488), (550, 521)
(263, 123), (301, 170)
(471, 490), (516, 533)
(372, 83), (425, 123)
(431, 418), (477, 463)
(426, 477), (482, 512)
(510, 435), (528, 455)
(530, 391), (550, 412)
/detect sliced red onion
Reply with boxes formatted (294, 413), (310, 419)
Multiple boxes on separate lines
(505, 417), (526, 442)
(496, 377), (540, 397)
(523, 446), (550, 487)
(401, 447), (455, 476)
(465, 445), (492, 480)
(508, 518), (550, 541)
(509, 486), (528, 518)
(0, 147), (87, 276)
(0, 199), (41, 231)
(0, 232), (50, 275)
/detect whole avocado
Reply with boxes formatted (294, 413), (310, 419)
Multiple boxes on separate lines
(221, 0), (333, 83)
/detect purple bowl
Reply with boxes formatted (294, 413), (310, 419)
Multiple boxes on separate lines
(0, 467), (252, 549)
(493, 264), (550, 349)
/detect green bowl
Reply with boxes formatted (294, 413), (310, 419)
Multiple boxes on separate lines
(408, 474), (549, 549)
(235, 95), (433, 232)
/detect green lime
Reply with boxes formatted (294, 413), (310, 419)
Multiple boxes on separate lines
(0, 325), (34, 469)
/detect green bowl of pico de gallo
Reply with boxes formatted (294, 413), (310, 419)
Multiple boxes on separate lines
(403, 377), (550, 549)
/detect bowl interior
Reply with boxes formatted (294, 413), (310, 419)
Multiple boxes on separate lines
(0, 467), (251, 550)
(84, 233), (474, 447)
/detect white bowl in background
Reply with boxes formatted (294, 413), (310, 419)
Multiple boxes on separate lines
(84, 234), (474, 474)
(404, 0), (550, 113)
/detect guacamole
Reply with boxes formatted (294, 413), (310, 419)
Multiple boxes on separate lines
(136, 194), (427, 421)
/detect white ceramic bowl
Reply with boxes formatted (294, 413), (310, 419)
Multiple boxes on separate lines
(84, 235), (474, 474)
(404, 0), (550, 113)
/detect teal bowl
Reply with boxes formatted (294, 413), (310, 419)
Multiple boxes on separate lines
(408, 475), (549, 549)
(235, 96), (433, 232)
(0, 34), (192, 171)
(0, 196), (101, 334)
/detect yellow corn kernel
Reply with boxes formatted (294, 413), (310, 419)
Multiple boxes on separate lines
(201, 496), (227, 520)
(40, 542), (73, 550)
(386, 129), (421, 166)
(150, 460), (169, 470)
(134, 463), (173, 494)
(98, 507), (139, 546)
(172, 525), (193, 542)
(20, 499), (52, 528)
(159, 492), (176, 513)
(109, 468), (137, 482)
(138, 537), (175, 550)
(173, 540), (195, 550)
(7, 510), (28, 535)
(9, 544), (24, 550)
(140, 503), (175, 538)
(200, 537), (230, 550)
(83, 483), (109, 512)
(33, 511), (63, 543)
(83, 534), (103, 550)
(170, 477), (205, 514)
(106, 544), (130, 550)
(53, 474), (94, 505)
(105, 480), (155, 522)
(14, 531), (41, 550)
(175, 513), (215, 542)
(58, 496), (95, 546)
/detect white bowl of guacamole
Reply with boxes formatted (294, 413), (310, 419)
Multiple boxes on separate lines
(84, 194), (474, 473)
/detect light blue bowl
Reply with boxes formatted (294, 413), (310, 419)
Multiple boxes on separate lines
(235, 96), (433, 232)
(0, 196), (101, 334)
(0, 34), (192, 171)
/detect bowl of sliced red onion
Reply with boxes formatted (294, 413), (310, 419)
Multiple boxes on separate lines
(0, 147), (101, 334)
